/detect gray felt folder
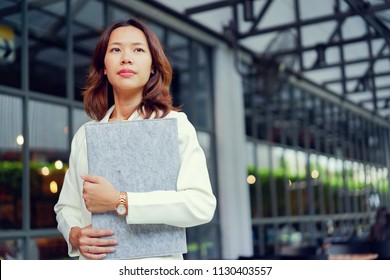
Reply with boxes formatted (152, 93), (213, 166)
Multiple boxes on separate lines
(85, 118), (187, 259)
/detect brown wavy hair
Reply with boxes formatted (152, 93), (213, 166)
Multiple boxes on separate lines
(83, 18), (179, 121)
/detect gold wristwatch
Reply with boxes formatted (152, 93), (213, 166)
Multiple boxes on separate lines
(115, 191), (128, 216)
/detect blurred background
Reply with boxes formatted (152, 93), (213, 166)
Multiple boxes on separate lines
(1, 0), (390, 260)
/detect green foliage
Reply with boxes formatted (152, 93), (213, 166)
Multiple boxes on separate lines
(0, 161), (68, 195)
(247, 163), (388, 192)
(247, 165), (305, 184)
(0, 161), (23, 194)
(247, 162), (388, 217)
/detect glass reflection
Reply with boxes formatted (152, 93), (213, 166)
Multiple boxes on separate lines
(0, 239), (25, 260)
(28, 100), (69, 229)
(34, 236), (69, 260)
(72, 108), (90, 135)
(28, 1), (67, 97)
(0, 2), (21, 88)
(73, 0), (105, 101)
(0, 94), (23, 230)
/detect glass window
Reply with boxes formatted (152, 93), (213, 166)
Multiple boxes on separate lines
(272, 146), (288, 216)
(0, 94), (23, 231)
(73, 1), (105, 102)
(28, 100), (69, 229)
(146, 21), (165, 42)
(73, 0), (105, 30)
(255, 143), (271, 217)
(28, 1), (67, 97)
(196, 130), (217, 194)
(193, 42), (213, 130)
(1, 1), (18, 9)
(246, 141), (255, 166)
(73, 51), (90, 102)
(0, 2), (22, 89)
(335, 158), (345, 213)
(166, 30), (190, 111)
(196, 131), (211, 161)
(34, 236), (69, 260)
(0, 239), (24, 260)
(72, 108), (91, 135)
(186, 222), (220, 260)
(109, 5), (135, 23)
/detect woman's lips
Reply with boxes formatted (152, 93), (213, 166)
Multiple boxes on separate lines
(118, 69), (135, 77)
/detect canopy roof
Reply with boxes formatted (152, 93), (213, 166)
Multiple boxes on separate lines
(152, 0), (390, 120)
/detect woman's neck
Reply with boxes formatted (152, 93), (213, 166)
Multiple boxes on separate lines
(110, 94), (142, 121)
(109, 107), (135, 121)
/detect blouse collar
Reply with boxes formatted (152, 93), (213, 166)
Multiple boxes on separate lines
(100, 105), (143, 123)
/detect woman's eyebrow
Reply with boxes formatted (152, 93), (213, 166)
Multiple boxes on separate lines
(108, 41), (147, 46)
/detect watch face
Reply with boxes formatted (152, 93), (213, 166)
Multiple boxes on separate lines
(116, 205), (127, 215)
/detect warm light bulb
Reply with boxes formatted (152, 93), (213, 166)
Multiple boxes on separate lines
(54, 160), (63, 170)
(16, 135), (24, 145)
(311, 169), (319, 179)
(50, 181), (58, 193)
(41, 167), (50, 176)
(247, 175), (256, 185)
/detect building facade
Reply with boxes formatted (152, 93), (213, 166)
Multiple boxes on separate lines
(0, 0), (240, 260)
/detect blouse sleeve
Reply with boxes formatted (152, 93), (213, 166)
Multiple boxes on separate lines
(125, 113), (217, 228)
(53, 126), (89, 257)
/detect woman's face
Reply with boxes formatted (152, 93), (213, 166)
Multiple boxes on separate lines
(104, 26), (153, 97)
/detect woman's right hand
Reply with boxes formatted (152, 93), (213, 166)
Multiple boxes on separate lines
(69, 225), (117, 259)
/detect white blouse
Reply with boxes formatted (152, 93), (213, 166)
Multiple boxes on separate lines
(54, 105), (217, 259)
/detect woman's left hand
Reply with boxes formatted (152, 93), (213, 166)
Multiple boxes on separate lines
(81, 175), (119, 213)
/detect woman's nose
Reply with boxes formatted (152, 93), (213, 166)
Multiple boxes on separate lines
(121, 51), (133, 64)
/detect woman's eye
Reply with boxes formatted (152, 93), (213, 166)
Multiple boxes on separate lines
(134, 48), (144, 53)
(110, 47), (120, 52)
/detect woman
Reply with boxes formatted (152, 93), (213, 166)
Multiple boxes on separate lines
(54, 18), (216, 260)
